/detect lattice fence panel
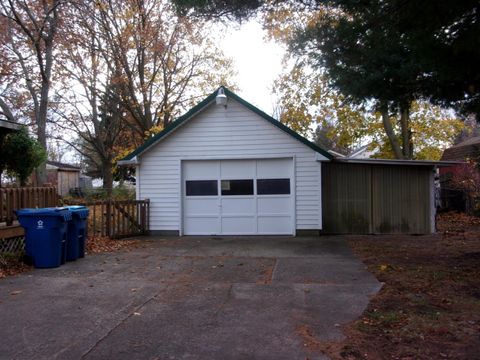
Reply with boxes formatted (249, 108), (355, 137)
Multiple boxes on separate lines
(0, 236), (25, 255)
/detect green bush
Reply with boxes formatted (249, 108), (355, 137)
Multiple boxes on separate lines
(1, 127), (46, 185)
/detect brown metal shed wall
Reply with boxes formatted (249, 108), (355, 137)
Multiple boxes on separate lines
(322, 162), (432, 234)
(322, 163), (372, 233)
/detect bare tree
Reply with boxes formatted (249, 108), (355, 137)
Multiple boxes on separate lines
(0, 0), (62, 184)
(89, 0), (235, 135)
(52, 0), (236, 190)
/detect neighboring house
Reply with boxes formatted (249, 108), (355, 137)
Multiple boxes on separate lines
(0, 119), (21, 186)
(119, 87), (454, 235)
(0, 118), (21, 150)
(440, 136), (480, 163)
(439, 137), (480, 211)
(348, 143), (379, 159)
(46, 161), (81, 196)
(79, 174), (93, 190)
(327, 149), (346, 158)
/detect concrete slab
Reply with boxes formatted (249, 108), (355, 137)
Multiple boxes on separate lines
(0, 236), (381, 359)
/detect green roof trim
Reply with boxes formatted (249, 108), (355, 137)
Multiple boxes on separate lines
(121, 91), (217, 161)
(121, 87), (332, 162)
(222, 88), (332, 159)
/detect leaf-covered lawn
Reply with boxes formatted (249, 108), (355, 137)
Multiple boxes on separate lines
(322, 212), (480, 360)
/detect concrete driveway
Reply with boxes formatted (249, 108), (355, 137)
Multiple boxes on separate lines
(0, 236), (381, 360)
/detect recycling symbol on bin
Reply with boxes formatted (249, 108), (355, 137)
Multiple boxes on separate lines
(37, 220), (44, 229)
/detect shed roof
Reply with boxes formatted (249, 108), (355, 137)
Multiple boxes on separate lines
(0, 118), (22, 133)
(46, 160), (81, 171)
(334, 158), (460, 167)
(119, 87), (332, 164)
(441, 136), (480, 161)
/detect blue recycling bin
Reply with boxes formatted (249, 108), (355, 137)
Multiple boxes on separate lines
(64, 206), (89, 261)
(16, 208), (72, 268)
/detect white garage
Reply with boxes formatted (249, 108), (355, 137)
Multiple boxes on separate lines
(119, 87), (332, 236)
(183, 158), (294, 235)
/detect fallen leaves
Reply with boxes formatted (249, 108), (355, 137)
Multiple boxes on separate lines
(379, 264), (388, 272)
(327, 212), (480, 360)
(0, 255), (32, 279)
(0, 236), (142, 280)
(85, 236), (141, 254)
(437, 211), (480, 233)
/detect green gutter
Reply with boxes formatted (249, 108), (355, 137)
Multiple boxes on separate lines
(120, 87), (332, 162)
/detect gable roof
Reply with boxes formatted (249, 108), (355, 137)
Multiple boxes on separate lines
(441, 136), (480, 161)
(119, 87), (332, 163)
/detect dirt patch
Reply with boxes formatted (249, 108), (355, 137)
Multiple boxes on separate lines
(319, 212), (480, 360)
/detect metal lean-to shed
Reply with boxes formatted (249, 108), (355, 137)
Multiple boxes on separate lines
(321, 159), (456, 234)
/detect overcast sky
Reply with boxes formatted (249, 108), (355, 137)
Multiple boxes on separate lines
(219, 20), (285, 116)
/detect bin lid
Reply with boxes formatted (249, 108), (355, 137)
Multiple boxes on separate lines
(64, 205), (87, 211)
(16, 207), (72, 221)
(64, 206), (89, 218)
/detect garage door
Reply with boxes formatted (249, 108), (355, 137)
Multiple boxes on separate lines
(182, 159), (294, 235)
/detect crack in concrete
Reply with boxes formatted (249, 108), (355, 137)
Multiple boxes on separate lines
(270, 258), (279, 283)
(80, 289), (161, 359)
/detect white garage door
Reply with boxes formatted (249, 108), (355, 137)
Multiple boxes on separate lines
(182, 159), (294, 235)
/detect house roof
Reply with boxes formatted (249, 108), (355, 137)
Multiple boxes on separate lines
(46, 160), (81, 171)
(0, 118), (22, 133)
(119, 87), (333, 164)
(348, 144), (369, 158)
(327, 149), (346, 158)
(335, 158), (461, 167)
(441, 136), (480, 161)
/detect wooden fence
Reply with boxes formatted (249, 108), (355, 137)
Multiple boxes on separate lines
(0, 187), (58, 226)
(63, 199), (150, 239)
(0, 186), (58, 255)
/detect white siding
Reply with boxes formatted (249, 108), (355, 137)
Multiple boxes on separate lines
(138, 99), (328, 232)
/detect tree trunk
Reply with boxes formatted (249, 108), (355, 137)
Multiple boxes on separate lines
(400, 103), (413, 159)
(34, 79), (50, 185)
(380, 101), (404, 159)
(102, 161), (114, 197)
(34, 3), (58, 185)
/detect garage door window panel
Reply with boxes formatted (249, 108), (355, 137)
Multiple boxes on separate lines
(221, 179), (254, 196)
(186, 180), (218, 196)
(257, 178), (290, 195)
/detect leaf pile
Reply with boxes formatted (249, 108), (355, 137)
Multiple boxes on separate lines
(437, 211), (480, 233)
(0, 254), (32, 279)
(85, 235), (141, 254)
